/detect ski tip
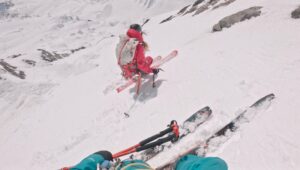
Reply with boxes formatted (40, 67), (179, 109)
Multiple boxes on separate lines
(173, 50), (178, 55)
(250, 93), (275, 107)
(200, 106), (212, 114)
(183, 106), (212, 124)
(203, 106), (211, 111)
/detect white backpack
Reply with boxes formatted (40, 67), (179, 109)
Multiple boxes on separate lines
(115, 35), (139, 66)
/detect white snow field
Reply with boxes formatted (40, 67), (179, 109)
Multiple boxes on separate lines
(0, 0), (300, 169)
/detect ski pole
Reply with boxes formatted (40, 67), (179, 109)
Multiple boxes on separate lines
(141, 19), (150, 27)
(136, 72), (142, 94)
(136, 133), (177, 152)
(112, 126), (173, 158)
(152, 68), (163, 88)
(152, 74), (156, 88)
(135, 121), (180, 152)
(112, 121), (179, 158)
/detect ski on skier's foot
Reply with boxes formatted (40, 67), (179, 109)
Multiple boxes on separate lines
(134, 106), (212, 161)
(197, 93), (275, 156)
(155, 93), (275, 170)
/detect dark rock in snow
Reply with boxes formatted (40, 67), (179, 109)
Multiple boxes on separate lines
(38, 49), (69, 62)
(208, 0), (220, 6)
(212, 6), (262, 32)
(184, 5), (200, 15)
(9, 54), (22, 58)
(184, 0), (207, 15)
(160, 15), (175, 24)
(161, 0), (236, 22)
(38, 46), (86, 62)
(70, 46), (86, 53)
(160, 5), (191, 24)
(193, 4), (209, 16)
(177, 5), (190, 15)
(0, 1), (13, 12)
(291, 6), (300, 19)
(192, 0), (205, 7)
(0, 1), (14, 18)
(212, 0), (236, 10)
(192, 0), (221, 16)
(0, 59), (26, 79)
(23, 59), (36, 66)
(124, 112), (130, 118)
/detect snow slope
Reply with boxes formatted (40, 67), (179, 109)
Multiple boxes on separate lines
(0, 0), (300, 169)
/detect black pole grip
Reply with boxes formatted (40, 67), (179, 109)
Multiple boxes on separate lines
(139, 127), (173, 146)
(136, 134), (176, 152)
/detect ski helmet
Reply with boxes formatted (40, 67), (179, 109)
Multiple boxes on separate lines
(130, 24), (142, 32)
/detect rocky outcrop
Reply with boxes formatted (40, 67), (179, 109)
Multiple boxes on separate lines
(0, 60), (25, 79)
(160, 5), (190, 24)
(212, 6), (262, 32)
(291, 6), (300, 19)
(0, 1), (14, 18)
(38, 46), (85, 62)
(70, 46), (86, 53)
(193, 0), (220, 16)
(193, 0), (206, 7)
(8, 54), (22, 58)
(160, 15), (175, 24)
(212, 0), (236, 10)
(193, 4), (209, 16)
(0, 1), (13, 12)
(178, 5), (191, 15)
(184, 0), (205, 15)
(160, 0), (237, 23)
(23, 59), (36, 66)
(208, 0), (220, 6)
(38, 49), (70, 62)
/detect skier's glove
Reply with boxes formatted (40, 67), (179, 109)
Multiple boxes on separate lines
(152, 68), (160, 75)
(94, 150), (113, 161)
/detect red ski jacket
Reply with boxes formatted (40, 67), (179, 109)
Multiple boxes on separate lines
(126, 29), (153, 74)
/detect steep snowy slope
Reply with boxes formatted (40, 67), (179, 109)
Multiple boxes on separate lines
(0, 0), (300, 170)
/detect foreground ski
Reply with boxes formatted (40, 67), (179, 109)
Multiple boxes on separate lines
(135, 106), (212, 161)
(116, 50), (178, 93)
(180, 106), (212, 139)
(155, 93), (275, 170)
(197, 93), (276, 156)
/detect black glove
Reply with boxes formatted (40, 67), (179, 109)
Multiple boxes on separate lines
(152, 68), (159, 75)
(94, 150), (113, 161)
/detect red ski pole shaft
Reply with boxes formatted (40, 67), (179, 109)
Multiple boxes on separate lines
(113, 148), (137, 158)
(112, 144), (140, 159)
(112, 121), (179, 159)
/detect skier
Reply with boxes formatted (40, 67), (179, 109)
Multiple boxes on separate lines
(61, 150), (228, 170)
(116, 24), (160, 79)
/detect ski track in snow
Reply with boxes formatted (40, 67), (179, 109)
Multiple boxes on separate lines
(1, 0), (300, 169)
